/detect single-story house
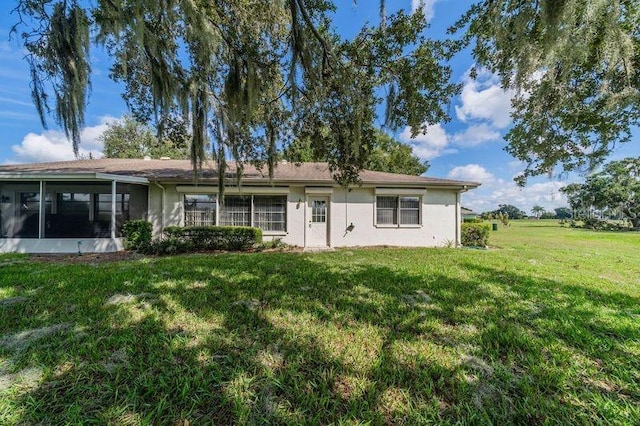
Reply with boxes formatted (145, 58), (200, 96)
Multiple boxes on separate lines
(0, 159), (479, 253)
(461, 207), (479, 221)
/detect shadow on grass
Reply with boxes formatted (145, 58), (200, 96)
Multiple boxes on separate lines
(1, 251), (639, 424)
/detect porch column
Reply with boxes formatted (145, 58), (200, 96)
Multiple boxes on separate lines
(111, 180), (117, 239)
(38, 180), (46, 239)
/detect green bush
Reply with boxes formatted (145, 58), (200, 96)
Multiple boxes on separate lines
(461, 223), (490, 247)
(142, 226), (262, 254)
(463, 218), (483, 223)
(122, 220), (152, 250)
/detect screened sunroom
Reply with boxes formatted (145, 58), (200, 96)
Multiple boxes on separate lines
(0, 174), (148, 253)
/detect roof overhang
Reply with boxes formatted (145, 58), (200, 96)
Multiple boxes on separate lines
(156, 178), (480, 190)
(0, 172), (149, 185)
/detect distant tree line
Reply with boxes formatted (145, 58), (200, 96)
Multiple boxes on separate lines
(560, 158), (640, 228)
(479, 204), (574, 220)
(474, 157), (640, 227)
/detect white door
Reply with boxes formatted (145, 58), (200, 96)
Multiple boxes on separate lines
(307, 196), (329, 247)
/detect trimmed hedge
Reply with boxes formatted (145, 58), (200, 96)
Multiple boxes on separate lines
(122, 220), (152, 250)
(141, 226), (262, 254)
(461, 223), (490, 247)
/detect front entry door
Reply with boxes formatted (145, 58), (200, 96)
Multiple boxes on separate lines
(307, 196), (329, 247)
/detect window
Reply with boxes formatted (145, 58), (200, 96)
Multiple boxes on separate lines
(400, 196), (420, 225)
(310, 199), (327, 223)
(95, 193), (130, 223)
(57, 193), (90, 214)
(254, 196), (286, 231)
(376, 196), (421, 226)
(219, 195), (251, 226)
(376, 196), (397, 225)
(184, 194), (217, 226)
(94, 193), (130, 236)
(184, 194), (287, 232)
(17, 191), (52, 237)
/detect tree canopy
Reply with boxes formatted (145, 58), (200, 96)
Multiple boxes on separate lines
(14, 0), (455, 187)
(554, 207), (572, 220)
(531, 205), (545, 218)
(488, 204), (527, 220)
(13, 1), (640, 186)
(454, 0), (640, 184)
(100, 115), (191, 159)
(561, 158), (640, 227)
(283, 130), (428, 176)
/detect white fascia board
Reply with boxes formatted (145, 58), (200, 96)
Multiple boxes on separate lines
(304, 187), (334, 194)
(374, 188), (427, 196)
(95, 173), (149, 184)
(0, 172), (148, 184)
(176, 185), (289, 194)
(0, 173), (98, 181)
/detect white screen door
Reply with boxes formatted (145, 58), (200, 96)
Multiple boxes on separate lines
(307, 196), (328, 247)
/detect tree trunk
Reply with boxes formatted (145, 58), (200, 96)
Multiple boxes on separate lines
(622, 207), (640, 228)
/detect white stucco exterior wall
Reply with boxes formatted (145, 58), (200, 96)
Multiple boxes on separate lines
(146, 184), (462, 248)
(328, 187), (458, 248)
(0, 238), (124, 253)
(147, 184), (164, 236)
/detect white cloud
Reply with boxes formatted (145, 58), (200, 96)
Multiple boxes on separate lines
(411, 0), (439, 22)
(399, 123), (454, 160)
(507, 160), (526, 170)
(5, 116), (117, 164)
(448, 164), (496, 184)
(452, 163), (570, 213)
(452, 123), (502, 147)
(455, 68), (514, 129)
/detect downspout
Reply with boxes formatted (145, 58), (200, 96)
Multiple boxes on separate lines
(154, 182), (166, 233)
(456, 186), (469, 247)
(345, 189), (348, 230)
(455, 191), (460, 246)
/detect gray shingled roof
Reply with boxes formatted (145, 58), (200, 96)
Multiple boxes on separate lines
(0, 159), (480, 188)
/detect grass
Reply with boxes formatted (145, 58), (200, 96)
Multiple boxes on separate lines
(0, 220), (639, 424)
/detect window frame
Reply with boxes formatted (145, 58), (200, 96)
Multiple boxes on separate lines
(184, 194), (218, 227)
(375, 194), (422, 227)
(253, 195), (287, 232)
(219, 195), (251, 227)
(183, 193), (288, 234)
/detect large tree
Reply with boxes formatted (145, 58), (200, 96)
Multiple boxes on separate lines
(561, 158), (640, 227)
(284, 130), (429, 175)
(14, 1), (456, 187)
(453, 0), (639, 184)
(531, 205), (545, 219)
(554, 207), (572, 220)
(493, 204), (526, 219)
(101, 115), (191, 159)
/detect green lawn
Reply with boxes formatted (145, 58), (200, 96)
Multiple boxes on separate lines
(1, 221), (639, 424)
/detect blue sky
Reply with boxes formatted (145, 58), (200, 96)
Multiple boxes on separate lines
(0, 0), (638, 214)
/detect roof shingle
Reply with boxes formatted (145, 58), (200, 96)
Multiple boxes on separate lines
(0, 159), (480, 188)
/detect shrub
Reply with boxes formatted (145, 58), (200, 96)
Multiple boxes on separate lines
(463, 218), (483, 223)
(141, 226), (263, 254)
(122, 220), (152, 250)
(496, 212), (510, 227)
(256, 237), (291, 251)
(461, 223), (491, 247)
(582, 218), (604, 230)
